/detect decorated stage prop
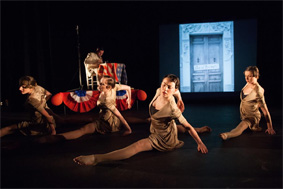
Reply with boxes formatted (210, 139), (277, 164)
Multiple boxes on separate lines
(98, 63), (128, 85)
(53, 26), (147, 113)
(51, 89), (147, 113)
(136, 89), (147, 101)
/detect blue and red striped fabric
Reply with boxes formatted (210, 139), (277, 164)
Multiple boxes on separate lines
(98, 63), (128, 84)
(54, 89), (138, 113)
(62, 90), (100, 113)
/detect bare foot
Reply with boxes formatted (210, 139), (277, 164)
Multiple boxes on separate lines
(122, 130), (132, 136)
(220, 133), (228, 140)
(73, 155), (97, 166)
(195, 126), (212, 134)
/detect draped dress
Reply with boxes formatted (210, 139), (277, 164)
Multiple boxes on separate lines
(240, 83), (267, 131)
(148, 88), (188, 152)
(18, 85), (56, 136)
(94, 84), (123, 134)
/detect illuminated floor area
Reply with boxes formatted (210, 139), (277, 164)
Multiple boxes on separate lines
(1, 104), (282, 188)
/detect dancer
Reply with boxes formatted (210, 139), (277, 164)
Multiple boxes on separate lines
(73, 74), (208, 166)
(220, 66), (275, 140)
(147, 89), (212, 134)
(0, 76), (56, 138)
(39, 75), (132, 143)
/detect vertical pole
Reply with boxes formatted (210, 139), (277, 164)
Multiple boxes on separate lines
(76, 25), (83, 89)
(136, 100), (139, 110)
(64, 105), (66, 115)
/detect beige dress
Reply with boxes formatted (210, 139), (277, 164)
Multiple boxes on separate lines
(18, 85), (56, 136)
(94, 84), (123, 134)
(240, 83), (267, 131)
(148, 88), (187, 152)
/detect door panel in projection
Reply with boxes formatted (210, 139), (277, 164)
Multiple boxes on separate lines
(190, 35), (223, 92)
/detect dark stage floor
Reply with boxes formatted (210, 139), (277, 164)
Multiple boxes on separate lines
(1, 103), (282, 188)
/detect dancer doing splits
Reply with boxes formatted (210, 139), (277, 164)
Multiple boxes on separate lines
(0, 76), (56, 138)
(73, 74), (208, 166)
(220, 66), (275, 140)
(39, 75), (133, 144)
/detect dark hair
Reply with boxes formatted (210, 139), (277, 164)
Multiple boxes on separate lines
(163, 74), (180, 89)
(96, 47), (104, 52)
(19, 76), (37, 88)
(103, 75), (115, 88)
(244, 66), (260, 79)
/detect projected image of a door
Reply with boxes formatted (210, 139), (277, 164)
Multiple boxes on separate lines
(179, 21), (234, 93)
(191, 35), (223, 92)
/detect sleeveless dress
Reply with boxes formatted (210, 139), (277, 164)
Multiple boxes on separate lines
(240, 83), (267, 131)
(17, 85), (56, 136)
(148, 88), (187, 152)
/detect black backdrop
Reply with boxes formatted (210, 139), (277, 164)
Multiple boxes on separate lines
(1, 1), (282, 112)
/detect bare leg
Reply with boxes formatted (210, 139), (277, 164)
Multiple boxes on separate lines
(58, 122), (96, 140)
(125, 117), (149, 124)
(220, 121), (249, 140)
(36, 122), (96, 144)
(177, 125), (212, 134)
(177, 125), (187, 133)
(50, 124), (56, 135)
(0, 124), (18, 138)
(46, 108), (96, 125)
(194, 126), (212, 133)
(73, 138), (153, 166)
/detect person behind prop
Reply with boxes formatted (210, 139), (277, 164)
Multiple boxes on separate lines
(38, 75), (132, 143)
(220, 66), (275, 140)
(73, 74), (208, 166)
(0, 76), (56, 138)
(84, 47), (105, 79)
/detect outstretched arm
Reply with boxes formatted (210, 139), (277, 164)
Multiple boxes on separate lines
(119, 84), (132, 109)
(182, 121), (208, 154)
(39, 108), (56, 135)
(112, 108), (132, 136)
(260, 105), (275, 135)
(30, 95), (56, 135)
